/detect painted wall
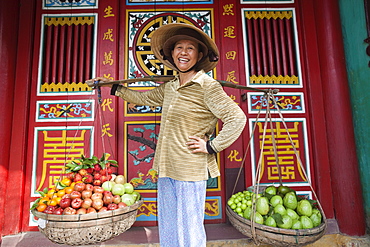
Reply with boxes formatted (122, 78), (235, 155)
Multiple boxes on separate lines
(0, 0), (368, 239)
(339, 0), (370, 231)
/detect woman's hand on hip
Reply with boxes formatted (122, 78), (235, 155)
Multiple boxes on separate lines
(186, 136), (208, 154)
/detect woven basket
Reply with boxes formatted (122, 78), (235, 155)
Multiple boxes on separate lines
(226, 204), (326, 247)
(31, 200), (143, 246)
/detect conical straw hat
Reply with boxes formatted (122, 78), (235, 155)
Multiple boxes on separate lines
(151, 23), (219, 73)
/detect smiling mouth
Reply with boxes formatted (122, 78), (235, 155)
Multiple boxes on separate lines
(178, 58), (189, 63)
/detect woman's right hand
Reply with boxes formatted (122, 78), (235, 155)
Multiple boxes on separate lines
(85, 77), (113, 88)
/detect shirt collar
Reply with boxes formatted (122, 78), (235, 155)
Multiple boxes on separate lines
(173, 70), (206, 89)
(190, 70), (206, 88)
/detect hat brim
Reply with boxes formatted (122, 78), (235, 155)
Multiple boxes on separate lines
(151, 23), (219, 73)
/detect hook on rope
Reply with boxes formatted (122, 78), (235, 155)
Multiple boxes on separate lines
(93, 80), (102, 104)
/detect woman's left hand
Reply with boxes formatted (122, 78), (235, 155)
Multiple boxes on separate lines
(186, 136), (208, 154)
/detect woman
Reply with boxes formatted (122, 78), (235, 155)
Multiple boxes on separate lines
(87, 23), (246, 247)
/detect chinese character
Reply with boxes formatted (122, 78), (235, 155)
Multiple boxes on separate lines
(227, 150), (242, 162)
(104, 6), (115, 18)
(103, 29), (114, 42)
(101, 123), (113, 137)
(225, 51), (237, 60)
(224, 26), (236, 38)
(101, 98), (114, 112)
(103, 51), (114, 65)
(223, 4), (234, 15)
(229, 94), (236, 101)
(103, 74), (114, 80)
(226, 71), (239, 84)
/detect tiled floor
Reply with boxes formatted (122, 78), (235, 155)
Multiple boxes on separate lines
(1, 223), (248, 247)
(1, 219), (350, 247)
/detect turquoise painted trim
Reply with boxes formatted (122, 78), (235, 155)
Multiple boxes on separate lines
(339, 0), (370, 224)
(136, 196), (222, 221)
(126, 0), (213, 5)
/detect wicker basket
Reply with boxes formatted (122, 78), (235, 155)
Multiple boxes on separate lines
(226, 204), (326, 247)
(31, 200), (143, 246)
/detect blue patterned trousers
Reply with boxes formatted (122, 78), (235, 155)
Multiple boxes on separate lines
(157, 177), (207, 247)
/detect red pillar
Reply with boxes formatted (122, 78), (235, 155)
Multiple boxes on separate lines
(313, 0), (366, 236)
(0, 0), (20, 239)
(1, 0), (36, 236)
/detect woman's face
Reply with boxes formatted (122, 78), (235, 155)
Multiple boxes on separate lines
(171, 39), (203, 72)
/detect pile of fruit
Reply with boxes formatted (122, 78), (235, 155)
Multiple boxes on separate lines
(228, 185), (322, 230)
(31, 153), (141, 215)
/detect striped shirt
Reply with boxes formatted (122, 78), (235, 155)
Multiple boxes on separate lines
(114, 70), (246, 181)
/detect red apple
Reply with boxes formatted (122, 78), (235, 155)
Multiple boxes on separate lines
(53, 207), (64, 215)
(93, 180), (102, 186)
(70, 191), (82, 200)
(81, 190), (92, 199)
(44, 206), (56, 214)
(107, 203), (118, 210)
(103, 194), (113, 205)
(87, 207), (96, 214)
(85, 184), (94, 191)
(118, 202), (127, 208)
(92, 199), (104, 210)
(81, 198), (92, 209)
(62, 194), (71, 199)
(71, 198), (83, 209)
(91, 192), (103, 200)
(112, 195), (121, 204)
(79, 169), (88, 176)
(74, 182), (86, 192)
(74, 173), (83, 182)
(63, 207), (77, 215)
(103, 191), (113, 197)
(76, 208), (87, 214)
(59, 197), (72, 209)
(101, 175), (108, 183)
(93, 186), (104, 194)
(94, 164), (101, 172)
(98, 207), (108, 213)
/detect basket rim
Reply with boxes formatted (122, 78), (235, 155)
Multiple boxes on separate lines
(32, 199), (143, 222)
(226, 204), (327, 236)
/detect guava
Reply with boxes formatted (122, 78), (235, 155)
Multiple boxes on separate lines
(121, 194), (135, 206)
(264, 216), (277, 227)
(274, 204), (287, 216)
(278, 185), (291, 196)
(131, 191), (141, 202)
(283, 192), (298, 210)
(270, 195), (283, 207)
(102, 181), (115, 192)
(300, 215), (314, 229)
(112, 183), (125, 196)
(243, 206), (252, 220)
(310, 209), (322, 227)
(286, 208), (299, 220)
(277, 215), (293, 229)
(297, 200), (313, 217)
(123, 183), (134, 194)
(291, 219), (302, 229)
(114, 175), (125, 184)
(256, 197), (269, 215)
(265, 186), (277, 196)
(252, 212), (264, 225)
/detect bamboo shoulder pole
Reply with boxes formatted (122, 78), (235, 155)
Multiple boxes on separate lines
(86, 76), (279, 94)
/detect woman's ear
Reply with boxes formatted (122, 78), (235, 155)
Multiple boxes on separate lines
(198, 52), (203, 62)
